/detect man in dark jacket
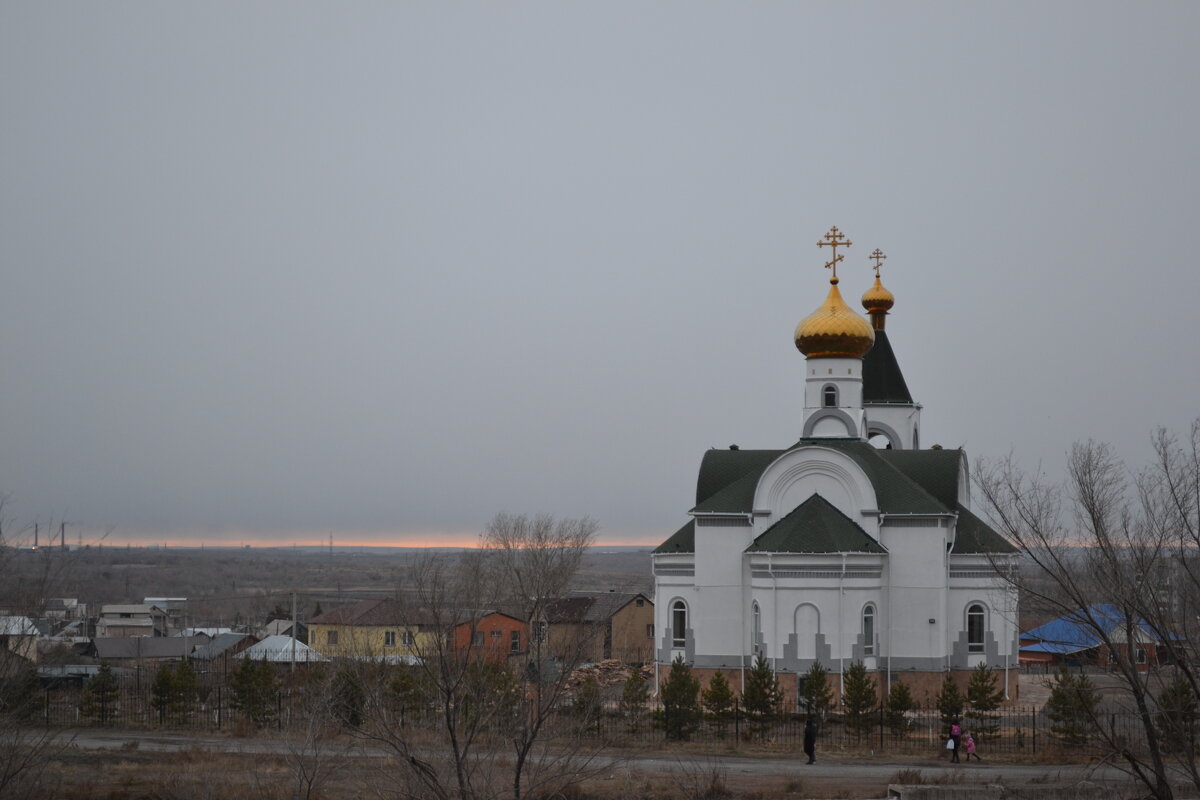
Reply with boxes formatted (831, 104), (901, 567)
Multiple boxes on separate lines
(803, 718), (817, 764)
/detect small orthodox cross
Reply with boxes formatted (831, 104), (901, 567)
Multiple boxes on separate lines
(817, 226), (852, 279)
(869, 248), (887, 278)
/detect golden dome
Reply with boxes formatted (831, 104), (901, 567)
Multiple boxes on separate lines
(795, 277), (875, 359)
(861, 276), (894, 314)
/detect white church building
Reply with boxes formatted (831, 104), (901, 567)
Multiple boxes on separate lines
(653, 228), (1019, 704)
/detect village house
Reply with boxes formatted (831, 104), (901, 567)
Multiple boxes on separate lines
(0, 615), (39, 664)
(97, 604), (169, 638)
(452, 611), (527, 664)
(309, 597), (432, 661)
(1019, 604), (1164, 671)
(542, 592), (654, 665)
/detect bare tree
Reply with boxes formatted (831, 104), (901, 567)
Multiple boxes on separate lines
(976, 420), (1200, 800)
(349, 513), (604, 800)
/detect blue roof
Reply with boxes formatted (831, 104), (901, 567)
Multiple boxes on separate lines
(1020, 603), (1161, 655)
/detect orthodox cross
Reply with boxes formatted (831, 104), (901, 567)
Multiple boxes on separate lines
(869, 248), (887, 278)
(817, 226), (852, 279)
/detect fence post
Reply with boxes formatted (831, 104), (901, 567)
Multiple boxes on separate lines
(216, 686), (221, 729)
(879, 701), (884, 751)
(1032, 706), (1037, 753)
(44, 689), (50, 724)
(277, 690), (283, 731)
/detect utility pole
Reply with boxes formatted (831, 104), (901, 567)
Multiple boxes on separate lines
(291, 591), (297, 673)
(34, 523), (38, 551)
(61, 522), (66, 552)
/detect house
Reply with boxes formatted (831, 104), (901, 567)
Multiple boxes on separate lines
(653, 230), (1020, 705)
(543, 593), (654, 665)
(43, 598), (87, 621)
(97, 604), (168, 638)
(1020, 604), (1164, 670)
(256, 619), (308, 641)
(453, 611), (527, 663)
(143, 597), (187, 633)
(88, 636), (204, 666)
(236, 635), (328, 664)
(191, 632), (259, 679)
(309, 597), (432, 660)
(0, 616), (39, 664)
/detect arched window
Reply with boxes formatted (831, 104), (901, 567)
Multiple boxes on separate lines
(823, 384), (838, 408)
(671, 600), (688, 648)
(862, 604), (876, 656)
(752, 602), (762, 654)
(967, 604), (986, 654)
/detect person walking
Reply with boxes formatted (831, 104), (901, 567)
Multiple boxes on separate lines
(965, 732), (981, 762)
(803, 718), (817, 764)
(948, 720), (962, 763)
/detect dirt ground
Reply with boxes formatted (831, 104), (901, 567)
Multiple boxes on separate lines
(30, 741), (1132, 800)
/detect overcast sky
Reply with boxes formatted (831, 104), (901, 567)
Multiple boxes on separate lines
(2, 2), (1197, 547)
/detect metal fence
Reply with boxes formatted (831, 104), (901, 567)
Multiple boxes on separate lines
(29, 684), (1151, 759)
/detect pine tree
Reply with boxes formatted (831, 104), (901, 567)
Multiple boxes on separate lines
(1156, 674), (1197, 754)
(965, 662), (1004, 738)
(935, 672), (965, 730)
(842, 660), (878, 741)
(659, 655), (701, 741)
(742, 652), (783, 724)
(231, 657), (279, 728)
(1044, 666), (1100, 745)
(573, 674), (601, 725)
(801, 661), (834, 721)
(151, 663), (175, 723)
(885, 680), (916, 737)
(0, 663), (42, 721)
(702, 670), (735, 722)
(332, 664), (366, 728)
(171, 659), (198, 715)
(81, 664), (119, 725)
(619, 671), (650, 732)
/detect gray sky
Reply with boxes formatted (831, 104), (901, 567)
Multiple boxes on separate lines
(2, 2), (1197, 546)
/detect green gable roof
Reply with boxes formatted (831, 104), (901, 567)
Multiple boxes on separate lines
(953, 504), (1017, 554)
(653, 519), (695, 554)
(879, 448), (963, 509)
(659, 437), (1013, 556)
(695, 449), (781, 505)
(862, 329), (914, 404)
(747, 494), (886, 554)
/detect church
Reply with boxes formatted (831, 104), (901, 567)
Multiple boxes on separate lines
(652, 227), (1019, 704)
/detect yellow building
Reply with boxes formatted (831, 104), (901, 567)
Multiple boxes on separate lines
(308, 597), (434, 661)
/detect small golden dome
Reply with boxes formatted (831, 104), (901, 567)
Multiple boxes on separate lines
(861, 276), (894, 314)
(795, 277), (875, 359)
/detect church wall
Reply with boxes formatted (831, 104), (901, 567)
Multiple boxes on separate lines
(863, 404), (921, 450)
(691, 523), (754, 663)
(878, 519), (952, 668)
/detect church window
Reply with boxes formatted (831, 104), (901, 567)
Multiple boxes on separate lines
(823, 384), (838, 407)
(671, 600), (688, 648)
(862, 605), (875, 656)
(967, 604), (986, 653)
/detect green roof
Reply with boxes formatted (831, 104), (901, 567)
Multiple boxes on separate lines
(747, 494), (885, 554)
(653, 519), (695, 554)
(953, 504), (1017, 554)
(659, 438), (1013, 556)
(690, 439), (950, 515)
(863, 329), (914, 404)
(695, 449), (781, 505)
(879, 448), (963, 509)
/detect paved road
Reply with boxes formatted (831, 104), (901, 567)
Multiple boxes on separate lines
(59, 728), (1133, 786)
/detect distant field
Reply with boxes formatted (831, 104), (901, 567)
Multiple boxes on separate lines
(2, 545), (653, 624)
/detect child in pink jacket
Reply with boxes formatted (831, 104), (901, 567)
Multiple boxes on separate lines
(965, 732), (981, 762)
